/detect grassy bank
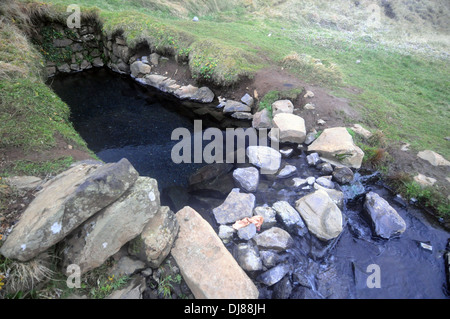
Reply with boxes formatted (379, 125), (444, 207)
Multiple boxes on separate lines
(0, 6), (92, 178)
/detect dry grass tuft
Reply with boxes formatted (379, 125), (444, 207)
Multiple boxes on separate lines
(281, 51), (342, 85)
(0, 252), (55, 297)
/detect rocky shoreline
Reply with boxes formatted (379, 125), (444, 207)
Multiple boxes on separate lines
(2, 118), (427, 299)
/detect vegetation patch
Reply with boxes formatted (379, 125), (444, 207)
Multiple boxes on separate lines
(281, 51), (343, 86)
(0, 79), (87, 152)
(258, 88), (304, 116)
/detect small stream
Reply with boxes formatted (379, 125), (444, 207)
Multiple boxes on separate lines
(48, 68), (450, 299)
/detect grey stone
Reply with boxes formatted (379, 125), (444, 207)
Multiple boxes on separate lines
(313, 183), (345, 209)
(223, 100), (252, 113)
(231, 112), (253, 120)
(53, 38), (73, 47)
(279, 148), (294, 158)
(308, 127), (364, 169)
(272, 201), (306, 233)
(254, 206), (277, 229)
(316, 176), (335, 189)
(128, 206), (179, 268)
(332, 166), (354, 184)
(272, 100), (294, 115)
(4, 176), (42, 191)
(232, 167), (259, 192)
(271, 113), (306, 144)
(92, 57), (104, 67)
(252, 108), (272, 130)
(130, 61), (151, 77)
(218, 225), (235, 243)
(171, 206), (259, 299)
(149, 53), (160, 65)
(0, 159), (138, 262)
(259, 250), (283, 268)
(61, 176), (160, 274)
(234, 242), (262, 271)
(253, 227), (294, 251)
(257, 263), (291, 286)
(46, 66), (56, 77)
(57, 63), (71, 73)
(241, 93), (254, 107)
(246, 146), (282, 175)
(295, 189), (343, 241)
(212, 188), (255, 224)
(70, 63), (80, 71)
(110, 256), (146, 278)
(318, 162), (333, 174)
(364, 192), (406, 239)
(277, 165), (297, 178)
(238, 223), (257, 240)
(307, 153), (321, 166)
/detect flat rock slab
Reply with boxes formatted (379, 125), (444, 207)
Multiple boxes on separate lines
(253, 227), (294, 251)
(246, 146), (282, 175)
(308, 127), (364, 169)
(223, 100), (252, 113)
(61, 177), (160, 274)
(128, 206), (179, 268)
(212, 188), (255, 224)
(0, 159), (138, 261)
(417, 150), (450, 166)
(232, 167), (260, 192)
(171, 206), (259, 299)
(364, 192), (406, 239)
(295, 189), (343, 241)
(271, 113), (306, 144)
(4, 176), (42, 191)
(272, 100), (294, 115)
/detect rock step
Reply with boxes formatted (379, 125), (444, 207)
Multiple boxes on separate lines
(171, 206), (259, 299)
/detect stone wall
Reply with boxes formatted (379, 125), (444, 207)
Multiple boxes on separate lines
(39, 22), (105, 77)
(39, 22), (257, 129)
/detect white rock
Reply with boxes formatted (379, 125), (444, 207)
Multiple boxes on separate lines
(417, 150), (450, 166)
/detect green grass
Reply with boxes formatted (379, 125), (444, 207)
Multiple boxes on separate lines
(258, 88), (304, 116)
(1, 157), (75, 177)
(0, 78), (88, 152)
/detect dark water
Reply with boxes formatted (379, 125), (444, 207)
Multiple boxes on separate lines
(48, 68), (449, 299)
(48, 68), (204, 191)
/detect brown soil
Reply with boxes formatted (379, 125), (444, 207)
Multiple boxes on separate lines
(0, 133), (94, 175)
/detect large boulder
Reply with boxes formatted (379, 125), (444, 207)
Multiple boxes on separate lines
(0, 159), (138, 261)
(128, 206), (179, 268)
(308, 127), (364, 169)
(61, 177), (160, 274)
(363, 192), (406, 239)
(171, 206), (259, 299)
(212, 188), (255, 224)
(271, 113), (306, 144)
(246, 146), (282, 174)
(295, 189), (343, 241)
